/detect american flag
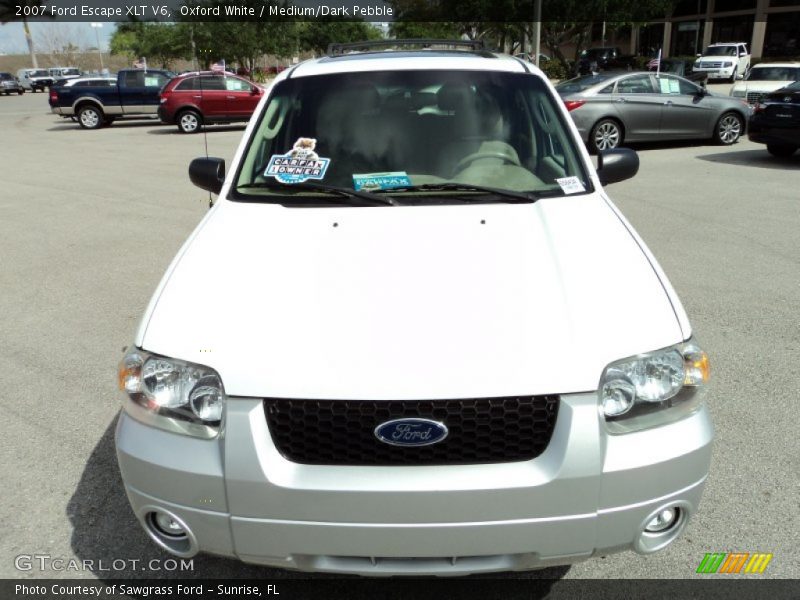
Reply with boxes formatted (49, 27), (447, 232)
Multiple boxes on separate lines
(648, 49), (663, 72)
(210, 60), (226, 74)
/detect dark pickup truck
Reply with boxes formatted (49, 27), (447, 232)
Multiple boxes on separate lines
(50, 69), (173, 129)
(576, 47), (638, 75)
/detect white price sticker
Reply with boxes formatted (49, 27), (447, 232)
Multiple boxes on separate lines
(555, 176), (586, 195)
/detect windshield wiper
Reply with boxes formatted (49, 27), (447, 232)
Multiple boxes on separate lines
(373, 183), (544, 203)
(236, 181), (398, 206)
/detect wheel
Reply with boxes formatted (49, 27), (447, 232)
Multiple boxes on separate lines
(77, 105), (104, 129)
(589, 118), (623, 153)
(17, 89), (24, 95)
(728, 67), (737, 84)
(177, 110), (202, 133)
(766, 144), (797, 157)
(454, 151), (521, 173)
(713, 112), (743, 145)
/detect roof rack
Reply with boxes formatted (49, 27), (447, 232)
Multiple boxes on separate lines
(327, 39), (487, 56)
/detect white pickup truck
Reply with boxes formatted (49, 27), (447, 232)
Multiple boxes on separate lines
(694, 43), (750, 83)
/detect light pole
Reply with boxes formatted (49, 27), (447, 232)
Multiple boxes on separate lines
(90, 23), (104, 72)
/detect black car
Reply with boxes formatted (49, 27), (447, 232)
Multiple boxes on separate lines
(649, 58), (709, 86)
(748, 81), (800, 157)
(0, 72), (24, 95)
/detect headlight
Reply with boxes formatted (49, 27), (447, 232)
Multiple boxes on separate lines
(599, 340), (709, 433)
(731, 89), (746, 97)
(118, 348), (225, 438)
(724, 61), (734, 68)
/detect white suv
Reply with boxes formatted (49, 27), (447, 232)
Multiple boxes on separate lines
(694, 43), (750, 82)
(116, 40), (713, 576)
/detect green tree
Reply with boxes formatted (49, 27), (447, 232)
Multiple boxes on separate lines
(109, 22), (191, 68)
(0, 0), (53, 68)
(298, 20), (382, 56)
(388, 0), (679, 68)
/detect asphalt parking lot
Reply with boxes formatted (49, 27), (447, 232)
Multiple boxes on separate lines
(0, 87), (798, 585)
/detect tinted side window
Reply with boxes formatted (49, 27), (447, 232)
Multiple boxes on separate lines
(617, 75), (655, 94)
(123, 71), (143, 87)
(197, 76), (226, 91)
(175, 78), (197, 91)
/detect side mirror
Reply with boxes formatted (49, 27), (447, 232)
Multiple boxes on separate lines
(189, 157), (225, 195)
(251, 86), (261, 95)
(597, 148), (639, 185)
(696, 53), (702, 58)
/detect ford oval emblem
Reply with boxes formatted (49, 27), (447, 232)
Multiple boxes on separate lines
(374, 418), (449, 447)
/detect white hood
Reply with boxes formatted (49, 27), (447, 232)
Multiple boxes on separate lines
(138, 195), (683, 399)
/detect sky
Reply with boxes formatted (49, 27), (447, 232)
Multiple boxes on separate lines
(0, 22), (114, 55)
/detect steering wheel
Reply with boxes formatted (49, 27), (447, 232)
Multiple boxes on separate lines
(454, 151), (522, 173)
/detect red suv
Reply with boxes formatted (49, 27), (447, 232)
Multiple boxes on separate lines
(158, 72), (263, 133)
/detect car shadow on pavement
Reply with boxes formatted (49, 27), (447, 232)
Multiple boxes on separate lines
(47, 122), (164, 132)
(696, 148), (800, 169)
(68, 416), (570, 596)
(147, 125), (247, 135)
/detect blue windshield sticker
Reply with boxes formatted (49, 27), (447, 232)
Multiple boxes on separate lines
(353, 172), (412, 191)
(264, 138), (330, 184)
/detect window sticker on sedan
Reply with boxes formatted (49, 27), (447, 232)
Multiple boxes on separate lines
(555, 176), (586, 194)
(658, 77), (680, 94)
(264, 137), (331, 184)
(353, 171), (412, 191)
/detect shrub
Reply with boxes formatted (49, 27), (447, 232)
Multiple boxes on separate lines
(541, 59), (568, 81)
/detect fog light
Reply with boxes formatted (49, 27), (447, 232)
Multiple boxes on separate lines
(645, 507), (679, 533)
(152, 512), (187, 538)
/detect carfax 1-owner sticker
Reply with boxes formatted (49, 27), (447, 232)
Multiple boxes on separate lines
(264, 137), (330, 184)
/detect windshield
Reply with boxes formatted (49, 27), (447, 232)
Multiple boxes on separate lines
(63, 68), (80, 76)
(556, 74), (614, 93)
(30, 70), (49, 77)
(746, 66), (800, 81)
(0, 73), (13, 80)
(704, 46), (738, 56)
(234, 70), (590, 203)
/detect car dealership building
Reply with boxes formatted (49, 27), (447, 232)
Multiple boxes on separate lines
(622, 0), (800, 59)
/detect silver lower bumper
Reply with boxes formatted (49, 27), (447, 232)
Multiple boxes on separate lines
(116, 392), (713, 575)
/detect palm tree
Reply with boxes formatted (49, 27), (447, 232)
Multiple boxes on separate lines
(0, 0), (52, 68)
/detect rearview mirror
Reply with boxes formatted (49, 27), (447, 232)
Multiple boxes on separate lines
(189, 157), (225, 195)
(597, 148), (639, 185)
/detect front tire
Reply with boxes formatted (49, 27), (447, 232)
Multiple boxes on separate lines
(17, 89), (24, 95)
(589, 118), (623, 153)
(713, 112), (743, 145)
(728, 67), (738, 84)
(177, 110), (202, 134)
(77, 105), (104, 129)
(766, 144), (798, 157)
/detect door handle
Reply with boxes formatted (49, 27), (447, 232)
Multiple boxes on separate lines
(192, 95), (202, 99)
(226, 96), (236, 100)
(663, 100), (673, 106)
(615, 98), (626, 103)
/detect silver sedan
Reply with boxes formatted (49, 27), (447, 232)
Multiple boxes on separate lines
(557, 71), (751, 152)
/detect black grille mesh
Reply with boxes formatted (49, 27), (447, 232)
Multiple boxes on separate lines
(263, 396), (559, 466)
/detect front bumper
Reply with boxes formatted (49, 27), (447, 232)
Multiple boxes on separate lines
(693, 66), (735, 80)
(116, 393), (714, 575)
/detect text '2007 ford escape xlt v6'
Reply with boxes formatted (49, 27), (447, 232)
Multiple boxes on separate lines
(116, 40), (713, 576)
